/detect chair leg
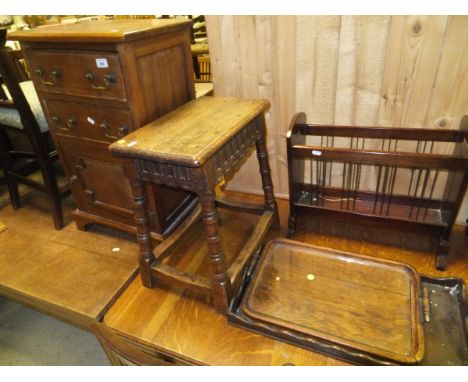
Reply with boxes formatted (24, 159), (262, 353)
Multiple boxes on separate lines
(50, 194), (64, 230)
(37, 157), (64, 230)
(0, 131), (21, 210)
(6, 174), (21, 210)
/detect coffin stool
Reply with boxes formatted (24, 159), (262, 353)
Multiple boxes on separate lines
(110, 96), (279, 313)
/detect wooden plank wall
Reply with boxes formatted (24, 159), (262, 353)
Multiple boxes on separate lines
(205, 15), (468, 223)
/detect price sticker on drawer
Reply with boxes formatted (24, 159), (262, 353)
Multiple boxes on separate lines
(87, 117), (95, 125)
(95, 58), (109, 69)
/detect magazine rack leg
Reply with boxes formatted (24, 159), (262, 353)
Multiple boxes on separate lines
(436, 237), (449, 271)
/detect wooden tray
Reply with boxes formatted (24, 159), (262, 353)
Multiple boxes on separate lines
(228, 239), (425, 365)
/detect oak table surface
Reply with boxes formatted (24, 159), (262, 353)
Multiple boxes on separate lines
(194, 82), (214, 98)
(103, 205), (348, 366)
(0, 194), (139, 329)
(109, 96), (270, 166)
(102, 192), (468, 366)
(0, 189), (466, 364)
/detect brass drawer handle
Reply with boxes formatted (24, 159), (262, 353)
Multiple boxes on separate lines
(100, 121), (129, 140)
(34, 67), (61, 86)
(85, 70), (117, 90)
(51, 116), (77, 131)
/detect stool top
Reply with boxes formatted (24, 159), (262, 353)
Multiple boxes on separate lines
(109, 96), (269, 167)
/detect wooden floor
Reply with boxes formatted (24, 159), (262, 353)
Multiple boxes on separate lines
(0, 189), (467, 364)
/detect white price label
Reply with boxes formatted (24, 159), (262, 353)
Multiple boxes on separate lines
(87, 117), (95, 125)
(95, 58), (109, 68)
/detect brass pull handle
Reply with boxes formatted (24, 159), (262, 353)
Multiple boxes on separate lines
(119, 125), (129, 137)
(51, 116), (77, 131)
(35, 67), (61, 86)
(85, 70), (116, 90)
(100, 121), (129, 140)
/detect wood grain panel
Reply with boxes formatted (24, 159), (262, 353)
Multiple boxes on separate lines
(206, 15), (467, 223)
(296, 16), (341, 125)
(377, 16), (448, 128)
(272, 16), (296, 195)
(206, 16), (296, 196)
(334, 16), (391, 189)
(425, 16), (468, 132)
(424, 16), (468, 218)
(295, 16), (341, 185)
(135, 43), (192, 123)
(206, 16), (261, 194)
(335, 16), (390, 126)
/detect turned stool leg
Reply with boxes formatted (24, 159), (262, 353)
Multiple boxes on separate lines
(130, 177), (155, 288)
(199, 190), (231, 313)
(256, 115), (279, 229)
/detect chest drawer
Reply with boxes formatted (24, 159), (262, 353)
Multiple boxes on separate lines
(28, 49), (127, 101)
(44, 99), (133, 143)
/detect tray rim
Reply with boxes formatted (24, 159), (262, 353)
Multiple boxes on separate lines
(239, 238), (425, 365)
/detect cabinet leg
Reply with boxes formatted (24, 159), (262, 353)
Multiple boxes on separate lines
(436, 238), (449, 271)
(199, 191), (230, 313)
(74, 215), (90, 232)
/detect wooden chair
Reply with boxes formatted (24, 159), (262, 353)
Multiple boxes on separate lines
(197, 55), (211, 82)
(0, 31), (70, 229)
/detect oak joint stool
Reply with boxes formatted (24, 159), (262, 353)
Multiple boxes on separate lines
(110, 96), (279, 313)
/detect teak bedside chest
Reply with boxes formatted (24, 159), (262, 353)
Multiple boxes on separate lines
(110, 96), (279, 313)
(10, 19), (198, 238)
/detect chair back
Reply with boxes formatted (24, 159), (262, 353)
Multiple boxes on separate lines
(198, 55), (212, 81)
(0, 34), (45, 153)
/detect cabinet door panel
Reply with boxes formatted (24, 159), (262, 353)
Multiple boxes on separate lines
(57, 139), (135, 224)
(56, 138), (197, 235)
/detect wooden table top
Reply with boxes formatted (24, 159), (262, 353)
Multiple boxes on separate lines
(9, 19), (192, 43)
(194, 82), (214, 98)
(103, 203), (347, 365)
(0, 193), (139, 329)
(101, 192), (468, 365)
(109, 96), (270, 167)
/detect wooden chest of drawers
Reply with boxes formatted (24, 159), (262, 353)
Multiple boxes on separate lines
(10, 20), (198, 239)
